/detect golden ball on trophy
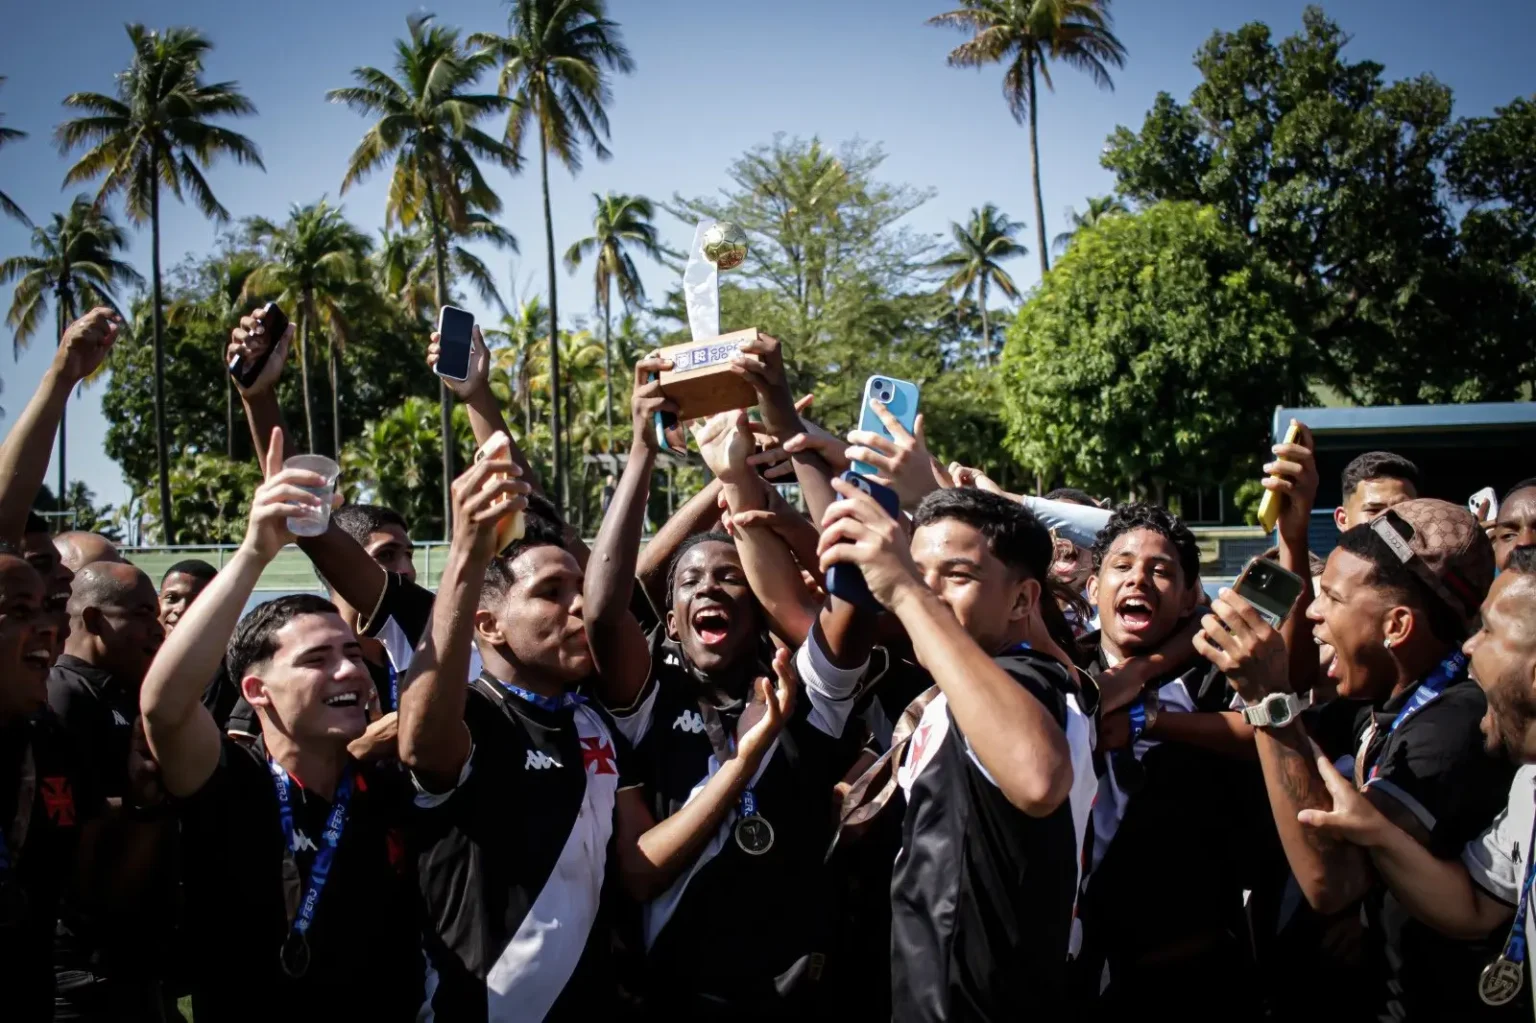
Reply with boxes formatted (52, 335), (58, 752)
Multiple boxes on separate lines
(701, 221), (748, 271)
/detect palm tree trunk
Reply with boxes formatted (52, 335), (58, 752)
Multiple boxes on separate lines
(424, 178), (454, 539)
(602, 280), (613, 455)
(979, 277), (991, 368)
(226, 378), (235, 459)
(540, 130), (565, 517)
(1027, 53), (1050, 280)
(54, 298), (68, 506)
(298, 293), (316, 454)
(150, 163), (175, 544)
(329, 340), (341, 461)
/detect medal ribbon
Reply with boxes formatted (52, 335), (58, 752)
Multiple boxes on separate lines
(269, 759), (355, 945)
(0, 743), (36, 882)
(1501, 796), (1536, 966)
(486, 674), (587, 714)
(1365, 651), (1468, 781)
(386, 660), (398, 713)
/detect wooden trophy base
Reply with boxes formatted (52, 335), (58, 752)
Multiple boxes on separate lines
(656, 327), (762, 421)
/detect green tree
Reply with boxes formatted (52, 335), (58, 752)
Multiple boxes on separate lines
(343, 396), (476, 537)
(472, 0), (634, 513)
(34, 481), (122, 541)
(564, 192), (662, 452)
(485, 295), (551, 446)
(0, 77), (29, 226)
(1101, 7), (1527, 404)
(140, 453), (263, 546)
(929, 0), (1127, 277)
(1, 195), (143, 500)
(56, 24), (263, 542)
(329, 12), (517, 535)
(930, 202), (1026, 364)
(243, 200), (376, 458)
(1001, 202), (1301, 499)
(1053, 194), (1128, 253)
(166, 246), (266, 459)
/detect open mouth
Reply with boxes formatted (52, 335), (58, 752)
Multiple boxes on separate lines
(22, 648), (51, 671)
(691, 607), (733, 647)
(322, 691), (363, 709)
(1314, 635), (1340, 679)
(1114, 596), (1156, 633)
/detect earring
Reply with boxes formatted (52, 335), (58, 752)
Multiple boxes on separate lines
(1383, 639), (1395, 650)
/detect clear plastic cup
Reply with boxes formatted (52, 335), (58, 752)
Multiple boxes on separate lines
(282, 454), (340, 537)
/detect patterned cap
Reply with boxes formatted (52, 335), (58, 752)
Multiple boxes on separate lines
(1369, 499), (1495, 627)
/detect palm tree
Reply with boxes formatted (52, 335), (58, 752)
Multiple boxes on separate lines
(485, 294), (550, 443)
(471, 0), (634, 514)
(329, 12), (518, 537)
(56, 24), (263, 543)
(243, 200), (375, 459)
(166, 247), (266, 458)
(1052, 194), (1128, 253)
(0, 78), (30, 226)
(1, 195), (142, 499)
(929, 0), (1127, 278)
(563, 192), (660, 453)
(373, 214), (517, 322)
(931, 203), (1026, 365)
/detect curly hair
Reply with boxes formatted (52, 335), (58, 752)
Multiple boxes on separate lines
(1090, 503), (1201, 585)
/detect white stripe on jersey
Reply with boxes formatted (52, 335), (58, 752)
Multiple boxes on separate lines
(375, 615), (484, 689)
(484, 703), (618, 1021)
(1063, 692), (1097, 959)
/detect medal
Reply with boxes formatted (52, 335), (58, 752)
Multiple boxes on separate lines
(1480, 955), (1524, 1006)
(0, 877), (28, 928)
(279, 931), (312, 979)
(735, 813), (775, 855)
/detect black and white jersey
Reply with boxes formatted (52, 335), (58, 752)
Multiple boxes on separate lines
(890, 647), (1095, 1023)
(46, 655), (136, 799)
(413, 675), (638, 1022)
(612, 626), (865, 1013)
(363, 571), (483, 700)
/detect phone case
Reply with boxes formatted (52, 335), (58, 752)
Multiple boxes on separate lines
(230, 303), (287, 387)
(825, 472), (902, 611)
(1256, 420), (1302, 533)
(1232, 558), (1305, 629)
(852, 376), (920, 478)
(474, 433), (525, 552)
(434, 306), (475, 382)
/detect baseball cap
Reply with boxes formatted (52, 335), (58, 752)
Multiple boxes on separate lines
(1369, 499), (1495, 628)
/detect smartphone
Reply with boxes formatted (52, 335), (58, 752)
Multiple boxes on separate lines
(228, 303), (288, 388)
(1256, 419), (1301, 533)
(474, 433), (526, 553)
(648, 372), (696, 462)
(1468, 487), (1499, 523)
(826, 472), (902, 611)
(1232, 557), (1306, 630)
(434, 305), (475, 382)
(852, 376), (920, 477)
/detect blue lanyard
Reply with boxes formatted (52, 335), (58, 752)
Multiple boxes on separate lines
(1506, 799), (1536, 964)
(491, 677), (588, 714)
(1368, 651), (1468, 780)
(386, 660), (398, 713)
(268, 760), (354, 942)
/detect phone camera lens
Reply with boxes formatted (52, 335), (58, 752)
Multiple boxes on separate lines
(872, 378), (887, 391)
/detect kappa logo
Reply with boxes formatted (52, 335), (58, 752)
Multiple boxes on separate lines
(111, 710), (130, 727)
(290, 829), (318, 853)
(524, 749), (562, 770)
(673, 710), (706, 734)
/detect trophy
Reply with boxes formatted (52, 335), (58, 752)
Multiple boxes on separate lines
(655, 220), (760, 420)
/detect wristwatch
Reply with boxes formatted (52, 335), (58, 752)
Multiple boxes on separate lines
(1242, 690), (1313, 729)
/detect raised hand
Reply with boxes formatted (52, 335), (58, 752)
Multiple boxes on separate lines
(693, 410), (755, 485)
(1262, 420), (1319, 542)
(729, 333), (798, 435)
(947, 463), (1006, 496)
(241, 428), (329, 561)
(737, 647), (800, 764)
(1296, 753), (1388, 843)
(348, 711), (400, 763)
(846, 404), (944, 508)
(428, 325), (491, 401)
(54, 307), (121, 384)
(227, 306), (294, 397)
(1192, 589), (1291, 702)
(629, 353), (676, 455)
(448, 447), (530, 564)
(817, 475), (922, 609)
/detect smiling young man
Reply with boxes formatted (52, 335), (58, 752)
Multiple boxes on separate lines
(139, 432), (424, 1020)
(1335, 451), (1420, 532)
(1197, 498), (1511, 1020)
(580, 355), (865, 1019)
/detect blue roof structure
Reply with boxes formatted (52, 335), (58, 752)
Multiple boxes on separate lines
(1273, 401), (1536, 441)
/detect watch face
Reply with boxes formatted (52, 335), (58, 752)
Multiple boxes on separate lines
(1268, 696), (1293, 726)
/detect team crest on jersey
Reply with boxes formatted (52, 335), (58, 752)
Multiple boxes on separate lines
(525, 749), (561, 770)
(897, 699), (952, 796)
(673, 710), (706, 734)
(581, 736), (617, 775)
(41, 776), (75, 826)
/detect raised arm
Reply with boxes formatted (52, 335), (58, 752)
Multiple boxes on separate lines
(141, 430), (326, 797)
(584, 355), (672, 708)
(615, 650), (798, 900)
(819, 478), (1071, 815)
(1265, 420), (1323, 696)
(397, 452), (528, 790)
(0, 309), (118, 542)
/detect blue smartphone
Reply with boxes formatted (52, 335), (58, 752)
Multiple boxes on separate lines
(852, 375), (920, 477)
(826, 471), (902, 611)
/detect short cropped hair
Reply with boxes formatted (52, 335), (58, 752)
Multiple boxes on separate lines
(1502, 478), (1536, 507)
(163, 559), (217, 587)
(1044, 487), (1098, 508)
(333, 504), (409, 546)
(1090, 503), (1201, 585)
(1342, 452), (1420, 502)
(913, 488), (1053, 583)
(665, 530), (736, 605)
(1335, 525), (1466, 644)
(227, 594), (341, 683)
(482, 512), (570, 604)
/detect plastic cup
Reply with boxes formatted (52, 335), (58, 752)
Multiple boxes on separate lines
(282, 454), (340, 537)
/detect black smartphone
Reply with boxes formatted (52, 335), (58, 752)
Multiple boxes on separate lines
(435, 305), (475, 382)
(1232, 557), (1307, 629)
(649, 372), (694, 461)
(229, 303), (288, 388)
(825, 472), (902, 611)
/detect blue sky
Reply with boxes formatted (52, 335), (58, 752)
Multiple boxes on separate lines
(2, 0), (1534, 515)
